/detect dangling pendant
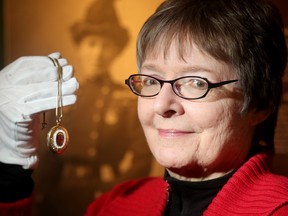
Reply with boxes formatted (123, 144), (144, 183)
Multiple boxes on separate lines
(47, 124), (69, 154)
(45, 56), (70, 154)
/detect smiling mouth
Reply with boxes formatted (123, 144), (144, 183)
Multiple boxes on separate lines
(158, 129), (192, 137)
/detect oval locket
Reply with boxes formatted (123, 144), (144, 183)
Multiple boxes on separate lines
(47, 124), (69, 154)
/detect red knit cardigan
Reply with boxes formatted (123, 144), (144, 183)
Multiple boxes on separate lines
(85, 153), (288, 216)
(1, 153), (288, 215)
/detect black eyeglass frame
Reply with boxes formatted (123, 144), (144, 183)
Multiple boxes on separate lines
(125, 74), (238, 100)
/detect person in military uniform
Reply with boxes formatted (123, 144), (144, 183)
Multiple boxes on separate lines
(33, 0), (154, 215)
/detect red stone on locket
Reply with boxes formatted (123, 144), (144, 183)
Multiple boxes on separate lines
(56, 132), (65, 147)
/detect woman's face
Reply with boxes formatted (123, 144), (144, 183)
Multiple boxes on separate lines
(138, 41), (257, 180)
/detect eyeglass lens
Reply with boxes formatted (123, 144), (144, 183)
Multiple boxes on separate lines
(128, 75), (209, 99)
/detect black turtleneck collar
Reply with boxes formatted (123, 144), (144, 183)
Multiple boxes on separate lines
(163, 170), (234, 216)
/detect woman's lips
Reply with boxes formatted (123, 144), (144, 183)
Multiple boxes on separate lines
(158, 129), (192, 137)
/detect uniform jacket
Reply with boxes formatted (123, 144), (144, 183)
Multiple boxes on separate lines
(34, 75), (152, 216)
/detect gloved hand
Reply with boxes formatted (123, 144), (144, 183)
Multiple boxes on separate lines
(0, 52), (79, 169)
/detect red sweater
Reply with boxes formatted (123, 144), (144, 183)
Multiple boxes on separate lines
(85, 153), (288, 216)
(1, 153), (288, 215)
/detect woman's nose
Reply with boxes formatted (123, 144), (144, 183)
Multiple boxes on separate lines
(153, 83), (184, 118)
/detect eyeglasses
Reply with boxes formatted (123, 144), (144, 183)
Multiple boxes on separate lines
(125, 74), (238, 100)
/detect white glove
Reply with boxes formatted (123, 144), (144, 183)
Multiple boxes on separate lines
(0, 52), (79, 169)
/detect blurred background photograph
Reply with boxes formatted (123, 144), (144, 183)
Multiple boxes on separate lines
(0, 0), (287, 215)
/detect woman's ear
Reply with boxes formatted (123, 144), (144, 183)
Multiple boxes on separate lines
(250, 107), (272, 126)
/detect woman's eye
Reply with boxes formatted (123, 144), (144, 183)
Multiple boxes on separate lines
(190, 79), (207, 89)
(143, 78), (158, 86)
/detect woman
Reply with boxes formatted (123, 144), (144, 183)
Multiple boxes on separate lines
(0, 0), (288, 215)
(86, 0), (288, 215)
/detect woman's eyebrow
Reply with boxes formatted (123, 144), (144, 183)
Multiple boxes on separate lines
(141, 63), (216, 74)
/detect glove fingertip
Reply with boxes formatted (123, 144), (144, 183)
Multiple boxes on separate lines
(58, 58), (68, 67)
(62, 65), (74, 80)
(63, 95), (78, 106)
(48, 52), (61, 59)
